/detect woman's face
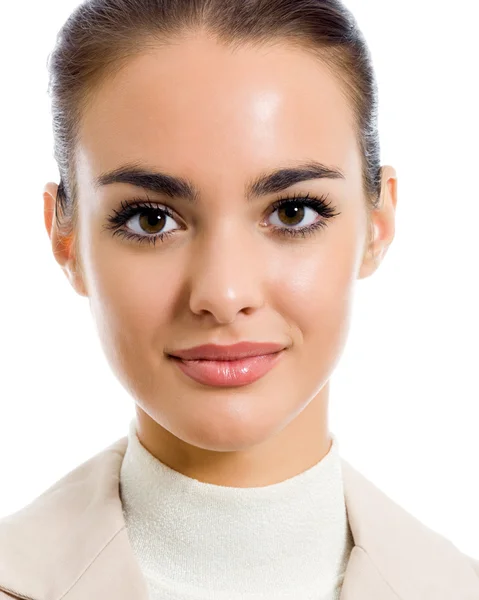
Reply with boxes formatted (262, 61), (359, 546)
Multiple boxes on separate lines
(44, 34), (396, 485)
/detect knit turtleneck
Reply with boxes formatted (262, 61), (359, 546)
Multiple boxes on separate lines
(120, 418), (354, 600)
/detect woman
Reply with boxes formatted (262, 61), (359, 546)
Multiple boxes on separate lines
(0, 0), (477, 598)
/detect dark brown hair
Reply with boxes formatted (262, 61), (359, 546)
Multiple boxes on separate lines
(47, 0), (381, 248)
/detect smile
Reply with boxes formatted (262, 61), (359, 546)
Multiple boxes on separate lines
(169, 350), (285, 387)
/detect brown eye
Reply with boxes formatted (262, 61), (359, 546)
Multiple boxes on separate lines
(276, 203), (306, 227)
(104, 198), (184, 247)
(137, 209), (168, 235)
(128, 208), (180, 237)
(269, 201), (318, 230)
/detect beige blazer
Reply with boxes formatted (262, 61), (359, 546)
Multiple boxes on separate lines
(0, 435), (478, 600)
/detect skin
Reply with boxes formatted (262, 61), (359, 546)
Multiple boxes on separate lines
(43, 33), (397, 488)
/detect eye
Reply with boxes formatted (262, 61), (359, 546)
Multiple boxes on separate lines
(103, 198), (182, 247)
(269, 201), (319, 229)
(265, 191), (341, 239)
(126, 207), (179, 237)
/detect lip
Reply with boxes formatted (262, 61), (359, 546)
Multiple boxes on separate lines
(168, 342), (286, 361)
(169, 349), (285, 387)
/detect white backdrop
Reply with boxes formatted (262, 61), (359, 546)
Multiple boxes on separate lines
(0, 0), (478, 558)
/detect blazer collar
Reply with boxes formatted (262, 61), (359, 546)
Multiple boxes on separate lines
(0, 436), (477, 600)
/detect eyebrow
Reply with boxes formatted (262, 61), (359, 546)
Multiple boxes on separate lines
(94, 159), (345, 203)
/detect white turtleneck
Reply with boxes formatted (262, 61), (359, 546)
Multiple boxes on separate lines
(120, 418), (354, 600)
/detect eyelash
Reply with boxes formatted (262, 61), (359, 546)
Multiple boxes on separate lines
(103, 191), (341, 247)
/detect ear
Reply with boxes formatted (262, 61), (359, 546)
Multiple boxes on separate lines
(43, 182), (89, 297)
(358, 165), (398, 280)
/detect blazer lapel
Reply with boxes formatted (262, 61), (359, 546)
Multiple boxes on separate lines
(339, 546), (400, 600)
(58, 527), (149, 600)
(0, 435), (477, 600)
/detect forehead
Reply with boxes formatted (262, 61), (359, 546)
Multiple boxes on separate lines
(77, 36), (361, 193)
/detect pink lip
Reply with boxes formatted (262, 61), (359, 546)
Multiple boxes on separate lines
(169, 342), (286, 361)
(169, 350), (285, 387)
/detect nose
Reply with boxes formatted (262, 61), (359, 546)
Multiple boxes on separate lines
(188, 225), (265, 323)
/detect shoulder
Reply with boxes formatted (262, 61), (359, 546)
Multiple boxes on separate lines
(0, 436), (129, 600)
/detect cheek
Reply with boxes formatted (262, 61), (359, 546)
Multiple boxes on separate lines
(86, 242), (181, 355)
(277, 230), (358, 352)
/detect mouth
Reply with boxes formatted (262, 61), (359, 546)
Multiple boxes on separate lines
(169, 349), (285, 387)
